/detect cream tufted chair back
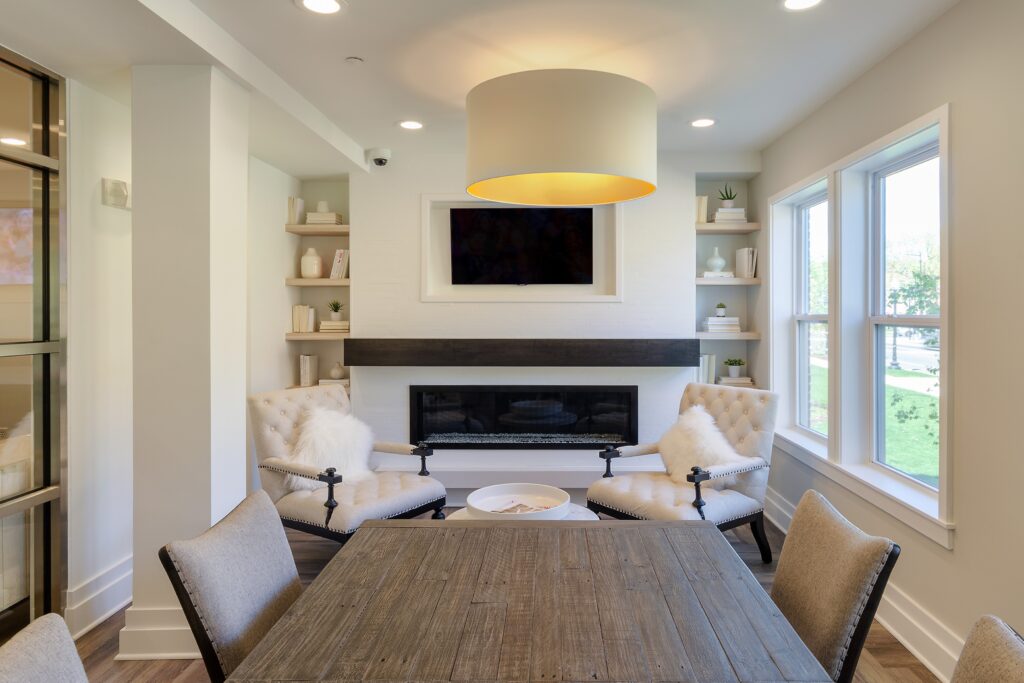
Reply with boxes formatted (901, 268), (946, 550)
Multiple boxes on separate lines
(248, 385), (351, 502)
(679, 383), (779, 502)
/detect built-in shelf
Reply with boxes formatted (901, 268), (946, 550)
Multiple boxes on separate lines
(697, 331), (762, 341)
(285, 224), (350, 236)
(285, 332), (350, 342)
(285, 278), (351, 287)
(696, 278), (761, 286)
(695, 222), (760, 235)
(289, 379), (350, 389)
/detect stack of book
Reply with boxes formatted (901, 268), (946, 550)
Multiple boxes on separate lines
(736, 248), (758, 278)
(329, 249), (350, 279)
(299, 355), (318, 387)
(319, 319), (349, 333)
(697, 354), (717, 384)
(287, 196), (305, 224)
(305, 212), (344, 225)
(714, 207), (747, 222)
(319, 378), (350, 387)
(291, 305), (317, 332)
(695, 195), (709, 223)
(702, 270), (734, 279)
(704, 316), (741, 333)
(718, 376), (756, 388)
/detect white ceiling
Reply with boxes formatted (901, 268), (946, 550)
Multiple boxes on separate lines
(191, 0), (958, 155)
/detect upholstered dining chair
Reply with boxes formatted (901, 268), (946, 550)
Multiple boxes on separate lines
(771, 490), (900, 683)
(951, 615), (1024, 682)
(587, 383), (779, 562)
(248, 385), (446, 544)
(160, 490), (302, 683)
(0, 613), (87, 682)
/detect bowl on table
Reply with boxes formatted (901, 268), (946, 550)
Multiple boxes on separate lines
(465, 483), (571, 520)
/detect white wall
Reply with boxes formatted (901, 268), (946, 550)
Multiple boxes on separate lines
(65, 80), (134, 638)
(751, 0), (1024, 678)
(349, 148), (700, 492)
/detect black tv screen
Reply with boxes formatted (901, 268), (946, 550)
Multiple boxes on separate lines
(450, 208), (593, 285)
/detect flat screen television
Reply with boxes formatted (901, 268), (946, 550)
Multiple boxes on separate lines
(449, 208), (593, 285)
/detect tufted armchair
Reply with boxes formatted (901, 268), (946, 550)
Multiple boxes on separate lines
(248, 385), (446, 544)
(587, 383), (779, 562)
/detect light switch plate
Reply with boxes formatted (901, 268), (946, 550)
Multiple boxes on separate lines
(101, 178), (130, 209)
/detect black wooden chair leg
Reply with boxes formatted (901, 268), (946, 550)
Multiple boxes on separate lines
(750, 514), (772, 564)
(431, 504), (445, 520)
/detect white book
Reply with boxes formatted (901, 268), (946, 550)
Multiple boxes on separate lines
(702, 271), (735, 278)
(696, 195), (709, 223)
(287, 197), (305, 225)
(329, 249), (350, 279)
(319, 379), (350, 386)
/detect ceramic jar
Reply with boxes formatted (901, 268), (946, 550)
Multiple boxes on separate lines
(300, 248), (322, 278)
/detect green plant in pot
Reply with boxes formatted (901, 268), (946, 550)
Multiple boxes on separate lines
(715, 302), (727, 317)
(328, 300), (343, 321)
(724, 357), (746, 378)
(718, 184), (738, 208)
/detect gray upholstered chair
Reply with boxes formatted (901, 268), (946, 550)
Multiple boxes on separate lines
(159, 490), (302, 683)
(951, 615), (1024, 682)
(587, 383), (779, 562)
(248, 385), (446, 544)
(771, 490), (900, 683)
(0, 613), (87, 683)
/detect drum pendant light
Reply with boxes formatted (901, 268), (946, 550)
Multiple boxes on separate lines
(466, 69), (657, 206)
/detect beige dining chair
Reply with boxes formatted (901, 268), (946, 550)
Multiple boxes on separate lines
(159, 490), (302, 683)
(951, 615), (1024, 682)
(0, 613), (88, 682)
(771, 490), (900, 683)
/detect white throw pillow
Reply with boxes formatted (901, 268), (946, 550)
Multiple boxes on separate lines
(658, 405), (751, 487)
(287, 408), (375, 491)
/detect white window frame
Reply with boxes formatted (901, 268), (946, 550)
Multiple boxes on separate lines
(769, 105), (954, 548)
(794, 192), (829, 440)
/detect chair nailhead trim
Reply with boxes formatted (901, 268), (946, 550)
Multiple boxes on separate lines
(707, 462), (769, 479)
(586, 498), (764, 527)
(830, 541), (895, 679)
(259, 464), (320, 481)
(164, 549), (229, 674)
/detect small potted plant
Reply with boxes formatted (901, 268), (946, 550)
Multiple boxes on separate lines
(724, 358), (746, 378)
(715, 302), (727, 317)
(328, 300), (343, 321)
(718, 185), (737, 208)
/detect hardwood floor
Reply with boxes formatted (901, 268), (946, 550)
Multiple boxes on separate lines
(77, 514), (938, 683)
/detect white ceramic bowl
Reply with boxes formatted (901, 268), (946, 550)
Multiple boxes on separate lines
(465, 483), (571, 521)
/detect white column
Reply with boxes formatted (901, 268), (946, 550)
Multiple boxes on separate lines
(119, 65), (249, 659)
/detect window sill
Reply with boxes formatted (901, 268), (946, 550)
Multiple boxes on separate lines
(773, 429), (955, 549)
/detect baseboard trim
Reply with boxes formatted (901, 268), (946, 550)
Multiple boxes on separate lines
(64, 556), (133, 639)
(764, 485), (961, 682)
(117, 605), (200, 660)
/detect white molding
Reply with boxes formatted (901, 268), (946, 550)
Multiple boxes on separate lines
(764, 484), (961, 682)
(117, 606), (199, 660)
(64, 556), (133, 639)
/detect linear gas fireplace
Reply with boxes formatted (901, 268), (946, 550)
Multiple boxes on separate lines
(410, 385), (638, 449)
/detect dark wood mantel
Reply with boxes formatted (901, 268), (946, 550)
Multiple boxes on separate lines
(343, 338), (699, 367)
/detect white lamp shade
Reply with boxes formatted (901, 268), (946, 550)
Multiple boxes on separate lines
(466, 69), (657, 206)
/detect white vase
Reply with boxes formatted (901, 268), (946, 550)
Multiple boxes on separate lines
(721, 199), (735, 208)
(728, 366), (742, 378)
(706, 247), (726, 272)
(330, 311), (342, 321)
(329, 362), (344, 380)
(716, 308), (726, 317)
(300, 248), (322, 278)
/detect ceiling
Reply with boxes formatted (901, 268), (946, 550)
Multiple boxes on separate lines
(190, 0), (959, 156)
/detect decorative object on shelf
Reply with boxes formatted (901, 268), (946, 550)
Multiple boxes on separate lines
(704, 316), (740, 333)
(715, 303), (727, 317)
(300, 248), (323, 278)
(329, 249), (350, 279)
(724, 358), (746, 378)
(287, 196), (305, 224)
(718, 184), (737, 208)
(329, 361), (345, 380)
(299, 354), (318, 387)
(736, 247), (758, 278)
(696, 195), (709, 223)
(706, 247), (726, 273)
(718, 375), (755, 388)
(466, 69), (657, 206)
(292, 304), (317, 332)
(305, 210), (344, 225)
(316, 200), (329, 213)
(697, 353), (716, 383)
(714, 207), (747, 222)
(328, 300), (343, 321)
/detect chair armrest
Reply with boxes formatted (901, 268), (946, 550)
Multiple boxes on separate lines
(374, 441), (434, 476)
(685, 457), (769, 482)
(259, 457), (325, 481)
(598, 443), (659, 478)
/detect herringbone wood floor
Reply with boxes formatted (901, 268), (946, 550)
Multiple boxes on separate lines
(75, 514), (939, 683)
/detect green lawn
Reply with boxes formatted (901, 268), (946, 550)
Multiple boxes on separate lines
(808, 365), (938, 488)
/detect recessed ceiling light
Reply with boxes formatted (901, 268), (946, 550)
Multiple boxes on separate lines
(691, 118), (716, 128)
(0, 137), (27, 146)
(294, 0), (346, 15)
(783, 0), (823, 10)
(399, 120), (423, 130)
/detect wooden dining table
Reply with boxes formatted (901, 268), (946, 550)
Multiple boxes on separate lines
(229, 519), (831, 683)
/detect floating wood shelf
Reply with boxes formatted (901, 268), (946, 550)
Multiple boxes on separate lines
(285, 224), (350, 236)
(696, 222), (760, 235)
(696, 278), (761, 286)
(285, 332), (350, 341)
(697, 331), (762, 341)
(285, 278), (351, 287)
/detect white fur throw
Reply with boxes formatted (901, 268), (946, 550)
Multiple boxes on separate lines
(658, 405), (752, 487)
(287, 408), (375, 491)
